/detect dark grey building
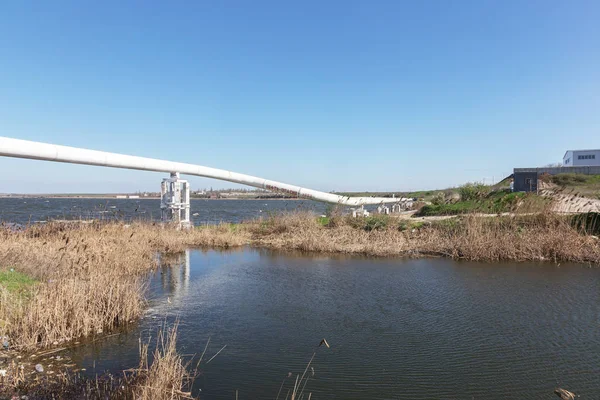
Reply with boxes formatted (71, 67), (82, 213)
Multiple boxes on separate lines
(513, 166), (600, 192)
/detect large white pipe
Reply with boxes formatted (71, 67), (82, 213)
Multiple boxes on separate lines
(0, 137), (399, 206)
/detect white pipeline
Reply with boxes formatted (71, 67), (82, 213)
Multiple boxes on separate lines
(0, 137), (399, 206)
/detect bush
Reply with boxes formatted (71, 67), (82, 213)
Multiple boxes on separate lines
(348, 215), (390, 231)
(551, 173), (588, 186)
(430, 192), (446, 206)
(398, 221), (410, 231)
(417, 201), (479, 216)
(364, 215), (389, 231)
(458, 183), (489, 201)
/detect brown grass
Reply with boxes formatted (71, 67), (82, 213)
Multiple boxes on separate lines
(0, 221), (249, 351)
(1, 212), (598, 353)
(244, 211), (600, 263)
(134, 322), (195, 400)
(0, 211), (598, 397)
(1, 323), (198, 400)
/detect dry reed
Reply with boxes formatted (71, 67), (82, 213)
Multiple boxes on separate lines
(0, 211), (597, 397)
(0, 221), (249, 351)
(134, 322), (195, 400)
(1, 323), (198, 400)
(244, 211), (600, 263)
(1, 211), (598, 352)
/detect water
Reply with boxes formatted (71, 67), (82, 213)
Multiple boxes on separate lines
(0, 197), (327, 226)
(67, 248), (600, 399)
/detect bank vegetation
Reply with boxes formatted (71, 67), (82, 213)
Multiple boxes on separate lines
(0, 210), (599, 397)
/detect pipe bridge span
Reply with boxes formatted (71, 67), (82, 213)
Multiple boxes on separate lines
(0, 136), (399, 207)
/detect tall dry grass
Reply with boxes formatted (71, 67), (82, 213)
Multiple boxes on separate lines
(0, 221), (249, 351)
(0, 211), (598, 397)
(245, 211), (600, 263)
(1, 212), (598, 353)
(134, 322), (195, 400)
(1, 323), (198, 400)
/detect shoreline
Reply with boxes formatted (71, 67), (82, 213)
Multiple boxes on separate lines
(1, 212), (599, 398)
(0, 195), (304, 201)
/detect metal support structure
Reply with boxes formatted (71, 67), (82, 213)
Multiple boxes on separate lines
(351, 205), (370, 217)
(377, 205), (390, 215)
(160, 172), (190, 228)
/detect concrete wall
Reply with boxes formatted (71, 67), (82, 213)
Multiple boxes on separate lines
(513, 166), (600, 192)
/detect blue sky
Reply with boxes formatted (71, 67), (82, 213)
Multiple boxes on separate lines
(1, 1), (599, 193)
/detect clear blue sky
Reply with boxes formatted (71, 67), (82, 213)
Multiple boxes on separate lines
(1, 1), (599, 193)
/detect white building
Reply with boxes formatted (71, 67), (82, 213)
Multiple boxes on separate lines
(563, 149), (600, 167)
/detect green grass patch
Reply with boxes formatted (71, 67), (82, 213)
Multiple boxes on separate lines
(551, 173), (600, 186)
(416, 191), (527, 216)
(227, 223), (240, 232)
(417, 201), (479, 216)
(549, 174), (600, 198)
(0, 269), (38, 297)
(347, 215), (390, 231)
(317, 216), (330, 226)
(398, 220), (426, 231)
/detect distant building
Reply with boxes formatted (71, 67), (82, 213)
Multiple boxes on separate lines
(563, 149), (600, 167)
(513, 166), (600, 192)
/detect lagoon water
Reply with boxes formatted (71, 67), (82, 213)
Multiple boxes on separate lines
(0, 197), (327, 226)
(66, 248), (600, 400)
(2, 198), (599, 398)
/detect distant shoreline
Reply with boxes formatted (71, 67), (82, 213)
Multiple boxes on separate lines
(0, 195), (303, 201)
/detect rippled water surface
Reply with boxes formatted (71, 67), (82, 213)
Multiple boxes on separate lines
(0, 197), (326, 225)
(67, 248), (600, 400)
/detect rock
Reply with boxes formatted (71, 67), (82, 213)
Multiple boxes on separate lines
(0, 369), (6, 377)
(52, 341), (58, 346)
(96, 329), (103, 334)
(554, 388), (576, 400)
(35, 364), (44, 373)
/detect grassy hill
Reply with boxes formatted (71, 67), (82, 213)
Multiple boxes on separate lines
(545, 173), (600, 199)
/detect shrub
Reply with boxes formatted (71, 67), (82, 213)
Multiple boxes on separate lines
(417, 201), (480, 216)
(430, 192), (446, 206)
(551, 173), (588, 186)
(348, 215), (391, 231)
(458, 183), (489, 201)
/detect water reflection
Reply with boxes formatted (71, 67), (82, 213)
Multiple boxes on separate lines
(158, 250), (191, 299)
